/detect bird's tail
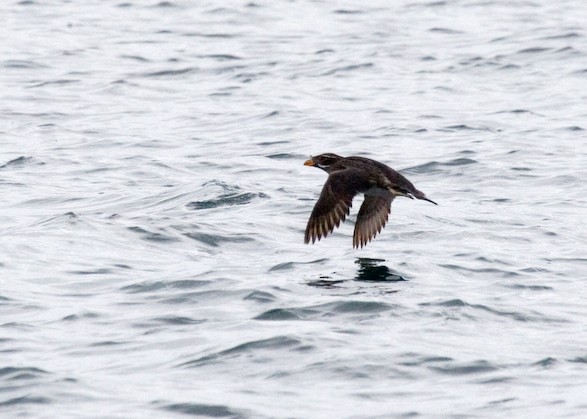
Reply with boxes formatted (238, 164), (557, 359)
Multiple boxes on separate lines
(413, 190), (438, 205)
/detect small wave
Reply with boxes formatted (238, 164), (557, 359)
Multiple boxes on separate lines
(424, 1), (447, 7)
(31, 212), (84, 228)
(121, 279), (210, 293)
(517, 47), (550, 54)
(262, 110), (279, 118)
(162, 402), (247, 417)
(443, 124), (495, 132)
(29, 79), (79, 88)
(152, 1), (177, 8)
(138, 67), (197, 78)
(421, 298), (565, 323)
(320, 63), (373, 76)
(439, 264), (519, 277)
(554, 46), (580, 56)
(61, 312), (100, 321)
(440, 157), (477, 165)
(429, 27), (463, 34)
(542, 32), (580, 40)
(334, 9), (362, 14)
(499, 64), (521, 70)
(200, 54), (242, 61)
(494, 109), (535, 115)
(120, 54), (150, 62)
(257, 140), (290, 146)
(255, 300), (394, 322)
(232, 71), (269, 83)
(429, 360), (498, 375)
(243, 290), (276, 303)
(398, 354), (453, 366)
(0, 396), (51, 407)
(189, 192), (268, 210)
(533, 357), (557, 368)
(321, 300), (394, 314)
(402, 157), (478, 174)
(145, 316), (205, 326)
(184, 232), (254, 247)
(504, 284), (554, 291)
(477, 377), (514, 384)
(268, 258), (328, 272)
(0, 156), (36, 170)
(2, 59), (47, 69)
(254, 308), (307, 321)
(89, 340), (128, 347)
(68, 268), (113, 276)
(127, 226), (180, 242)
(266, 153), (301, 160)
(183, 32), (237, 39)
(179, 336), (302, 368)
(0, 367), (48, 380)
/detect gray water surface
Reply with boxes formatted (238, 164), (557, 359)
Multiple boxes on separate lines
(1, 1), (587, 418)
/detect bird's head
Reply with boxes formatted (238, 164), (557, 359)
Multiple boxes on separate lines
(304, 153), (343, 172)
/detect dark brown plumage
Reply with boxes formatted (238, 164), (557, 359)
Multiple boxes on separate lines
(304, 153), (437, 248)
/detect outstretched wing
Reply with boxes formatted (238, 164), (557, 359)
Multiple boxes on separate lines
(353, 193), (394, 248)
(305, 169), (370, 244)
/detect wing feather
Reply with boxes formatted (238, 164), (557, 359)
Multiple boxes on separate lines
(353, 194), (394, 248)
(305, 169), (370, 245)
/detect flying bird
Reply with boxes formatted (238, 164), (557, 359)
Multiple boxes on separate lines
(304, 153), (437, 248)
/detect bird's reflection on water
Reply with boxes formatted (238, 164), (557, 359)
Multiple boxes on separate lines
(354, 258), (406, 282)
(307, 258), (405, 288)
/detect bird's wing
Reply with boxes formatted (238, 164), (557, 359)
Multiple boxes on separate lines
(353, 193), (394, 248)
(305, 169), (370, 244)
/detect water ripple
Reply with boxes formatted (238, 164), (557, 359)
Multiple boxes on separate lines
(421, 299), (566, 323)
(184, 232), (254, 247)
(161, 402), (248, 418)
(0, 396), (51, 407)
(255, 300), (394, 321)
(179, 336), (302, 368)
(0, 156), (38, 169)
(429, 360), (498, 375)
(121, 279), (211, 293)
(189, 182), (269, 210)
(0, 367), (48, 380)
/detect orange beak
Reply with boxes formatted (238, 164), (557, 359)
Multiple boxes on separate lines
(304, 158), (315, 166)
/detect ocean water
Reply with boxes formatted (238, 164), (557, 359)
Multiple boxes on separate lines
(1, 0), (586, 417)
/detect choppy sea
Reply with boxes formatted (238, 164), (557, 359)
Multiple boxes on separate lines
(1, 1), (586, 417)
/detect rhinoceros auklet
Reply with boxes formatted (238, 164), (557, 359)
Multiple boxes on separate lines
(304, 153), (437, 248)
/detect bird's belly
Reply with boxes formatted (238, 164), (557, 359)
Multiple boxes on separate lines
(363, 186), (394, 199)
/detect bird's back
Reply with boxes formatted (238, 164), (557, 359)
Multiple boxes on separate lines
(343, 156), (418, 193)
